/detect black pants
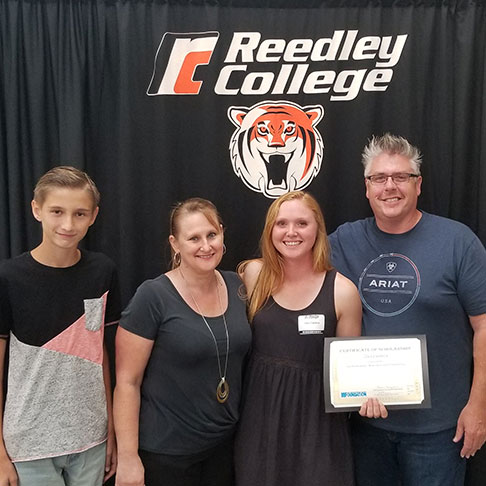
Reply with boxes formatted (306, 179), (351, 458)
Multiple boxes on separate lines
(139, 436), (234, 486)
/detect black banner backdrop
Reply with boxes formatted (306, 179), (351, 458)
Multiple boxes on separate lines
(1, 0), (486, 482)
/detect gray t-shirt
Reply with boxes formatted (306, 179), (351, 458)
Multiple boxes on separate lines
(0, 251), (120, 461)
(120, 270), (252, 455)
(329, 212), (486, 433)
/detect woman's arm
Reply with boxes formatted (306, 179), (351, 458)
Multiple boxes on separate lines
(334, 272), (362, 337)
(238, 259), (263, 298)
(114, 327), (154, 486)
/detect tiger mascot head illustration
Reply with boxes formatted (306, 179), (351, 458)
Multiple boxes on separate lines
(228, 101), (324, 198)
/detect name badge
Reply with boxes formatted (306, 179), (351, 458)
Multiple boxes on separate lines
(298, 314), (325, 335)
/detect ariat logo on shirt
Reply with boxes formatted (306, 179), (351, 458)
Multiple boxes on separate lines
(358, 253), (421, 317)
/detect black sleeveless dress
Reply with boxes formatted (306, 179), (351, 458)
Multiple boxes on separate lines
(234, 270), (354, 486)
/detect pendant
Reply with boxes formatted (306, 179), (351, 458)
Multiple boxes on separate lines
(217, 378), (229, 403)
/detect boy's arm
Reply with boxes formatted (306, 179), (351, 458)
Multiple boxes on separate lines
(103, 264), (121, 482)
(0, 338), (18, 486)
(103, 344), (116, 482)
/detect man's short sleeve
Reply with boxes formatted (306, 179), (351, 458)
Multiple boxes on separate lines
(328, 225), (355, 283)
(456, 234), (486, 316)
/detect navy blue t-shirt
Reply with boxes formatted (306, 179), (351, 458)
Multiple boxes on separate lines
(329, 212), (486, 433)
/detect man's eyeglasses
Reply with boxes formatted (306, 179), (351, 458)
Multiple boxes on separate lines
(366, 173), (420, 185)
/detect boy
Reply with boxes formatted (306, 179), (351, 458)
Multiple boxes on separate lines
(0, 166), (120, 485)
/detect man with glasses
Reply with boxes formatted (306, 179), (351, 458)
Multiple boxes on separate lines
(329, 133), (486, 486)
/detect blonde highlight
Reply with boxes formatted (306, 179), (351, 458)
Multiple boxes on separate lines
(33, 166), (100, 208)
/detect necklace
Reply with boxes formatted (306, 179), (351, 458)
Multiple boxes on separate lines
(179, 269), (230, 403)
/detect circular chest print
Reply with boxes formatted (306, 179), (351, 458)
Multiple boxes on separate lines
(358, 253), (421, 317)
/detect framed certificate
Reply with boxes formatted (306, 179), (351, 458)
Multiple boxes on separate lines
(323, 335), (431, 413)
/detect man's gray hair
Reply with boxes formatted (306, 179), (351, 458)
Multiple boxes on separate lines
(361, 133), (422, 177)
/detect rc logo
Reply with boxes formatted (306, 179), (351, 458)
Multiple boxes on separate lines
(147, 32), (219, 95)
(228, 100), (324, 198)
(147, 31), (407, 98)
(358, 253), (421, 317)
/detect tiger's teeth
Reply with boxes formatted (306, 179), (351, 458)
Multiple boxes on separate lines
(261, 153), (292, 164)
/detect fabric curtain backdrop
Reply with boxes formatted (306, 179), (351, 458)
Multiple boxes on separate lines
(1, 1), (486, 481)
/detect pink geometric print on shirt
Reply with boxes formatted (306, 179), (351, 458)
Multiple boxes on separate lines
(42, 292), (107, 364)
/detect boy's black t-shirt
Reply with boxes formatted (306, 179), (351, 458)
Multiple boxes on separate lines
(0, 250), (120, 461)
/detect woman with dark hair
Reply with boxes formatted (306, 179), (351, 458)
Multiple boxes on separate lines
(234, 191), (367, 486)
(114, 198), (251, 486)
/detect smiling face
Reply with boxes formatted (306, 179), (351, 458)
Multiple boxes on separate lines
(31, 187), (99, 253)
(169, 211), (224, 275)
(271, 199), (318, 262)
(365, 152), (422, 232)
